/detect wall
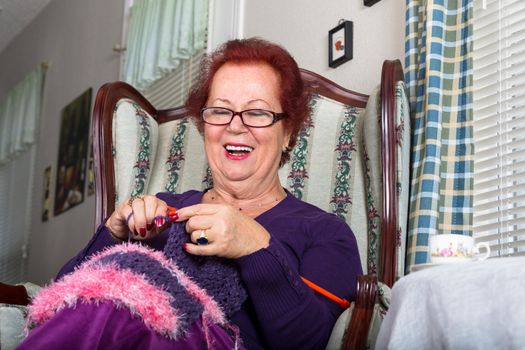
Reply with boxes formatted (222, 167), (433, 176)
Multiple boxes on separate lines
(243, 0), (405, 94)
(0, 0), (125, 285)
(0, 0), (404, 285)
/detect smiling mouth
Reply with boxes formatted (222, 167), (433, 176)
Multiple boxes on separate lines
(224, 144), (254, 156)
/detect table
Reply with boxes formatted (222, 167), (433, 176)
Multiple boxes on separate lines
(375, 257), (525, 350)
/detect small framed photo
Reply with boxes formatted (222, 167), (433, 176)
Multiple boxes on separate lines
(328, 21), (353, 68)
(364, 0), (382, 6)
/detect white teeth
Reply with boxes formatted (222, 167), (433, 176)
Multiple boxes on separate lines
(225, 145), (253, 152)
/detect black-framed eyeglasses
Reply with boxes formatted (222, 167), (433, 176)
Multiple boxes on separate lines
(200, 107), (287, 128)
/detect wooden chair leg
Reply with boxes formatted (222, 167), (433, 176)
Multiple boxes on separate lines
(342, 274), (378, 350)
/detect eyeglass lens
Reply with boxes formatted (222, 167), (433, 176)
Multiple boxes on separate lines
(202, 107), (276, 127)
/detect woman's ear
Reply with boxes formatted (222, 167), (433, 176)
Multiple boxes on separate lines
(282, 131), (292, 152)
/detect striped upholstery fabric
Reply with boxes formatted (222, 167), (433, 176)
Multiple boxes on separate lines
(111, 94), (373, 273)
(405, 0), (474, 269)
(110, 83), (411, 350)
(362, 82), (411, 278)
(110, 87), (411, 277)
(395, 81), (412, 279)
(279, 95), (368, 272)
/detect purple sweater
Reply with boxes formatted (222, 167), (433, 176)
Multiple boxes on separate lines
(56, 189), (362, 349)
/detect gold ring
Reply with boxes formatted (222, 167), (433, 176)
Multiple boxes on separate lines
(196, 229), (209, 245)
(128, 195), (144, 207)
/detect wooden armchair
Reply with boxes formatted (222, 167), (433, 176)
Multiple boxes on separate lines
(91, 59), (410, 349)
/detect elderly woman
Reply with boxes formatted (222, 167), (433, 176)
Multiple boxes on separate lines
(20, 38), (362, 349)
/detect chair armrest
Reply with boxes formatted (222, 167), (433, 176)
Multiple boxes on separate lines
(0, 282), (30, 306)
(342, 274), (378, 350)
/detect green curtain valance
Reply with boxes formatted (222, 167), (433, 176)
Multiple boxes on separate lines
(122, 0), (208, 91)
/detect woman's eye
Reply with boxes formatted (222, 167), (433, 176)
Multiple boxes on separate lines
(211, 109), (231, 116)
(245, 110), (271, 118)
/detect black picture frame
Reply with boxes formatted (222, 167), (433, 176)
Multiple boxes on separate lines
(54, 88), (92, 216)
(328, 21), (353, 68)
(364, 0), (382, 6)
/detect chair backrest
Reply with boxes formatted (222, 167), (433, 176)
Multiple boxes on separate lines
(92, 60), (409, 287)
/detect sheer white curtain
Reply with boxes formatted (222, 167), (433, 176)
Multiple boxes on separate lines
(0, 65), (45, 166)
(122, 0), (209, 91)
(0, 65), (46, 283)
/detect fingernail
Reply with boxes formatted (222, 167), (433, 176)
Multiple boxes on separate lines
(139, 228), (146, 237)
(182, 243), (187, 251)
(155, 217), (165, 227)
(146, 223), (153, 231)
(169, 214), (179, 222)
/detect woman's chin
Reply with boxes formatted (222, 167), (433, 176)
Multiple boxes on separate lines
(220, 171), (252, 183)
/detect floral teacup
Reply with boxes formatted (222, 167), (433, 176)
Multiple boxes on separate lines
(429, 234), (490, 264)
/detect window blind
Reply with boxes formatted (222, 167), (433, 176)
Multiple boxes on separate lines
(473, 0), (525, 256)
(144, 49), (206, 109)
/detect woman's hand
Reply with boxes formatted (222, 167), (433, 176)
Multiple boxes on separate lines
(105, 195), (176, 241)
(175, 203), (271, 259)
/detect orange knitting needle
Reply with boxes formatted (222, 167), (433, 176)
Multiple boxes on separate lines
(301, 276), (351, 309)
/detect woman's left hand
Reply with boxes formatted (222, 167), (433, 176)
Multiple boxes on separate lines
(175, 203), (271, 258)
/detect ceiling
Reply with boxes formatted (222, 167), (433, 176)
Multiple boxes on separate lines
(0, 0), (52, 54)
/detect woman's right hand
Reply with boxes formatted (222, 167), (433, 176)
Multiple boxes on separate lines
(105, 195), (177, 241)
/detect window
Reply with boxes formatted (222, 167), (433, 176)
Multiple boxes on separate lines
(120, 0), (243, 109)
(473, 0), (525, 257)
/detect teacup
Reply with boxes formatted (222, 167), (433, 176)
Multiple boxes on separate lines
(429, 234), (490, 264)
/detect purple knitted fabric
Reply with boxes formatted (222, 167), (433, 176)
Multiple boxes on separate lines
(27, 221), (247, 343)
(164, 222), (248, 318)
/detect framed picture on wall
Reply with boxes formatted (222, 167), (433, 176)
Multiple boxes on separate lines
(54, 88), (92, 215)
(42, 166), (52, 222)
(364, 0), (382, 6)
(328, 20), (353, 68)
(87, 140), (95, 196)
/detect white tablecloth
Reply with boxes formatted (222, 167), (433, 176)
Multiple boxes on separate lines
(376, 257), (525, 350)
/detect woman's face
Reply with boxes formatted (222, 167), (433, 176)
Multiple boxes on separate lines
(203, 62), (290, 186)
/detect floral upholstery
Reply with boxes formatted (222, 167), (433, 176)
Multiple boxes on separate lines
(111, 94), (372, 271)
(110, 84), (411, 280)
(362, 81), (411, 278)
(109, 80), (411, 350)
(395, 81), (411, 279)
(278, 94), (368, 272)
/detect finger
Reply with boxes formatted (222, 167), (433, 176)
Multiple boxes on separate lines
(190, 229), (212, 245)
(183, 242), (217, 256)
(175, 203), (220, 221)
(130, 196), (147, 238)
(142, 196), (165, 234)
(107, 204), (133, 240)
(185, 215), (216, 235)
(152, 203), (174, 235)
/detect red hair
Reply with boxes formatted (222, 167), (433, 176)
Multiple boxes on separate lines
(185, 38), (311, 166)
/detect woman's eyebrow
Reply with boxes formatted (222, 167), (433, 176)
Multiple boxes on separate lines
(209, 98), (231, 105)
(209, 98), (272, 108)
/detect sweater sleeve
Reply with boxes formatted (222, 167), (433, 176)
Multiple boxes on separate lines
(236, 218), (362, 349)
(55, 192), (190, 280)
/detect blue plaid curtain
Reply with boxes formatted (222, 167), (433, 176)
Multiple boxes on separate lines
(405, 0), (474, 269)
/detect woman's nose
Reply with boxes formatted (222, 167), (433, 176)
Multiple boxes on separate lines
(227, 113), (247, 132)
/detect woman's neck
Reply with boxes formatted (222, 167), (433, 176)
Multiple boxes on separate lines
(204, 180), (286, 216)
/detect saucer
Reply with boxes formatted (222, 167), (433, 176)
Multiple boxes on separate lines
(410, 260), (476, 273)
